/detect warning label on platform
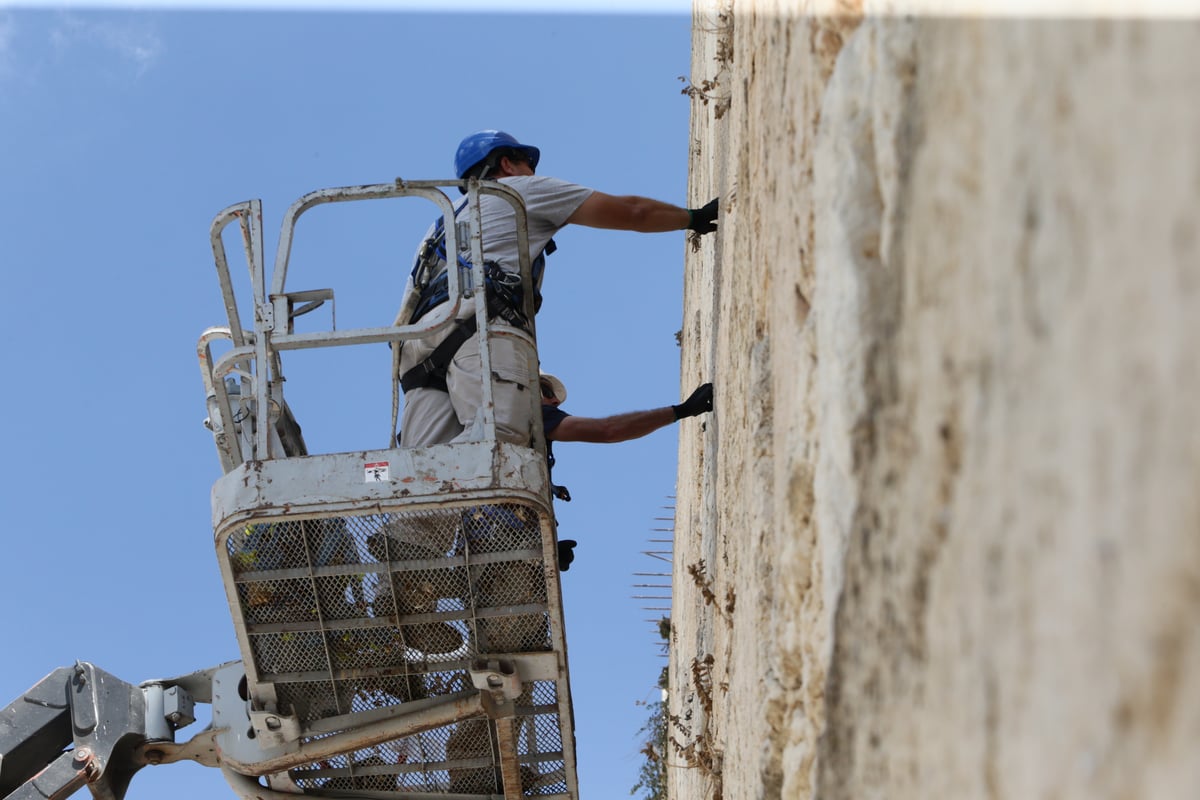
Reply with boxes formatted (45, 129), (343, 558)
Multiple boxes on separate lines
(365, 461), (390, 482)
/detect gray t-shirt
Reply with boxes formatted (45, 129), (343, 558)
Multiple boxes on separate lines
(401, 175), (593, 324)
(417, 177), (593, 276)
(470, 175), (594, 279)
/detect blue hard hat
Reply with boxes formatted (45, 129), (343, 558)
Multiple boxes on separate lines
(454, 130), (541, 179)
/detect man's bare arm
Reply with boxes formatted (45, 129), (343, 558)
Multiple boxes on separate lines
(548, 384), (713, 444)
(566, 191), (690, 232)
(550, 407), (677, 444)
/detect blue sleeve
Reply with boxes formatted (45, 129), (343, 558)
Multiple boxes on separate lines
(542, 405), (570, 437)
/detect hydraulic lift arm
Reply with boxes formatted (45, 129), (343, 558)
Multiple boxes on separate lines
(1, 658), (529, 800)
(0, 662), (202, 800)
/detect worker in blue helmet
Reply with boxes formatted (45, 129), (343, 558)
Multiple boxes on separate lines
(396, 129), (720, 452)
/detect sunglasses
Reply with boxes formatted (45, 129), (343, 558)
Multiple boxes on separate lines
(502, 150), (534, 170)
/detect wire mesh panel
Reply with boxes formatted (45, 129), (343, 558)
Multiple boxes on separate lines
(220, 501), (572, 798)
(287, 684), (568, 798)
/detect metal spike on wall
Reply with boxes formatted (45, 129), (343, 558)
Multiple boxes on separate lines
(633, 496), (675, 653)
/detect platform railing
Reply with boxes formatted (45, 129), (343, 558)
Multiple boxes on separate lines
(202, 179), (542, 464)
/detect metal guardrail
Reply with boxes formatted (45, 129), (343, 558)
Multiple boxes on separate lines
(202, 178), (543, 463)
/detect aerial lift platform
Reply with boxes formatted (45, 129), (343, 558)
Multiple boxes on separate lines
(0, 179), (578, 800)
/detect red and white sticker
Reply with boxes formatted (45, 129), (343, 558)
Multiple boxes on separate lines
(364, 461), (390, 482)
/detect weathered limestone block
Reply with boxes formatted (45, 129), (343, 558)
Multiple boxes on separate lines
(676, 5), (1200, 800)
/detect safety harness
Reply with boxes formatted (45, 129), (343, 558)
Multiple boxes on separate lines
(400, 200), (554, 394)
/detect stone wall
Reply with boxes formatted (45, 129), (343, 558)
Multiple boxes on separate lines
(672, 4), (1200, 799)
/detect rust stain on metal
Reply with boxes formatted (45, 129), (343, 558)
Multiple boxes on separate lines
(495, 718), (523, 799)
(73, 748), (101, 782)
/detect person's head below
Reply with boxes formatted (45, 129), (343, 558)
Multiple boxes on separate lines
(539, 372), (567, 406)
(455, 130), (540, 187)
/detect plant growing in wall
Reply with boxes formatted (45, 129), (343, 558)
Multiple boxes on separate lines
(631, 617), (671, 800)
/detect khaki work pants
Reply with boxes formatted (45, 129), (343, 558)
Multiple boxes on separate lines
(398, 316), (537, 449)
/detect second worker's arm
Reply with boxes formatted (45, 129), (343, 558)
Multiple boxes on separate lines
(549, 384), (713, 444)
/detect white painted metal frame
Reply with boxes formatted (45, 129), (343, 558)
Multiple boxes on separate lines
(198, 179), (576, 800)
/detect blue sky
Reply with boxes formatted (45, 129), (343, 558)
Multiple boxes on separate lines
(0, 5), (696, 800)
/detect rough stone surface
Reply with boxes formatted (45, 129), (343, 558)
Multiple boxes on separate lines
(672, 5), (1200, 799)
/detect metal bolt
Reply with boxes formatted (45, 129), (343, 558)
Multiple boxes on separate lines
(487, 674), (503, 688)
(265, 716), (282, 731)
(73, 749), (101, 781)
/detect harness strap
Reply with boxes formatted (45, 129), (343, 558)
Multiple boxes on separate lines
(399, 317), (478, 393)
(401, 266), (542, 394)
(402, 203), (553, 395)
(410, 251), (549, 329)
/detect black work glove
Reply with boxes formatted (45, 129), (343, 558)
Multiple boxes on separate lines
(686, 198), (719, 234)
(557, 539), (578, 571)
(672, 383), (714, 420)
